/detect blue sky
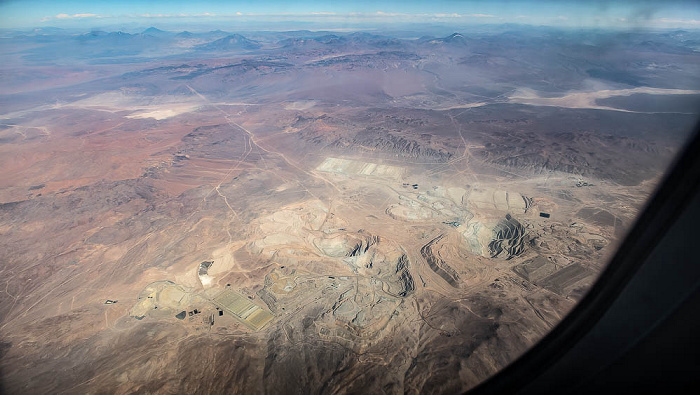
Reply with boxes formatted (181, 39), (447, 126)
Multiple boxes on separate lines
(1, 0), (699, 30)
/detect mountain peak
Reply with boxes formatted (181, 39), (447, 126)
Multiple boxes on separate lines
(442, 32), (468, 45)
(198, 33), (262, 51)
(142, 27), (169, 37)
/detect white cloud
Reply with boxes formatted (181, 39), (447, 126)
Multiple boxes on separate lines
(41, 11), (222, 22)
(136, 13), (217, 18)
(433, 13), (463, 18)
(41, 13), (102, 22)
(656, 18), (700, 25)
(37, 10), (509, 24)
(55, 13), (97, 19)
(374, 11), (405, 17)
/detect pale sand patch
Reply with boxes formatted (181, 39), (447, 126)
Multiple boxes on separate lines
(284, 101), (317, 110)
(194, 242), (245, 288)
(199, 275), (214, 287)
(126, 104), (201, 120)
(44, 90), (206, 120)
(211, 102), (259, 106)
(208, 244), (240, 276)
(509, 87), (700, 112)
(435, 102), (488, 111)
(174, 265), (203, 289)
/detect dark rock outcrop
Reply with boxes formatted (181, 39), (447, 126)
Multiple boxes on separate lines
(488, 214), (526, 259)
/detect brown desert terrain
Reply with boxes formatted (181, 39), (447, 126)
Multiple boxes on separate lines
(0, 26), (699, 394)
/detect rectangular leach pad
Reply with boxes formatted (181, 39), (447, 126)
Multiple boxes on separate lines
(317, 157), (403, 180)
(214, 289), (274, 330)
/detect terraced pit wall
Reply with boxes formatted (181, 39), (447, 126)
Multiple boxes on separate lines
(488, 215), (526, 259)
(421, 235), (460, 288)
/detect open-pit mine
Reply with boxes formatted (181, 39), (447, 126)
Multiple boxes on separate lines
(0, 22), (698, 394)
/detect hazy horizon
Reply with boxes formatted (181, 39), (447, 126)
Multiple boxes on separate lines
(1, 0), (699, 31)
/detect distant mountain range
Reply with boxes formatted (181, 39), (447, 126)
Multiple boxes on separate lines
(7, 27), (700, 76)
